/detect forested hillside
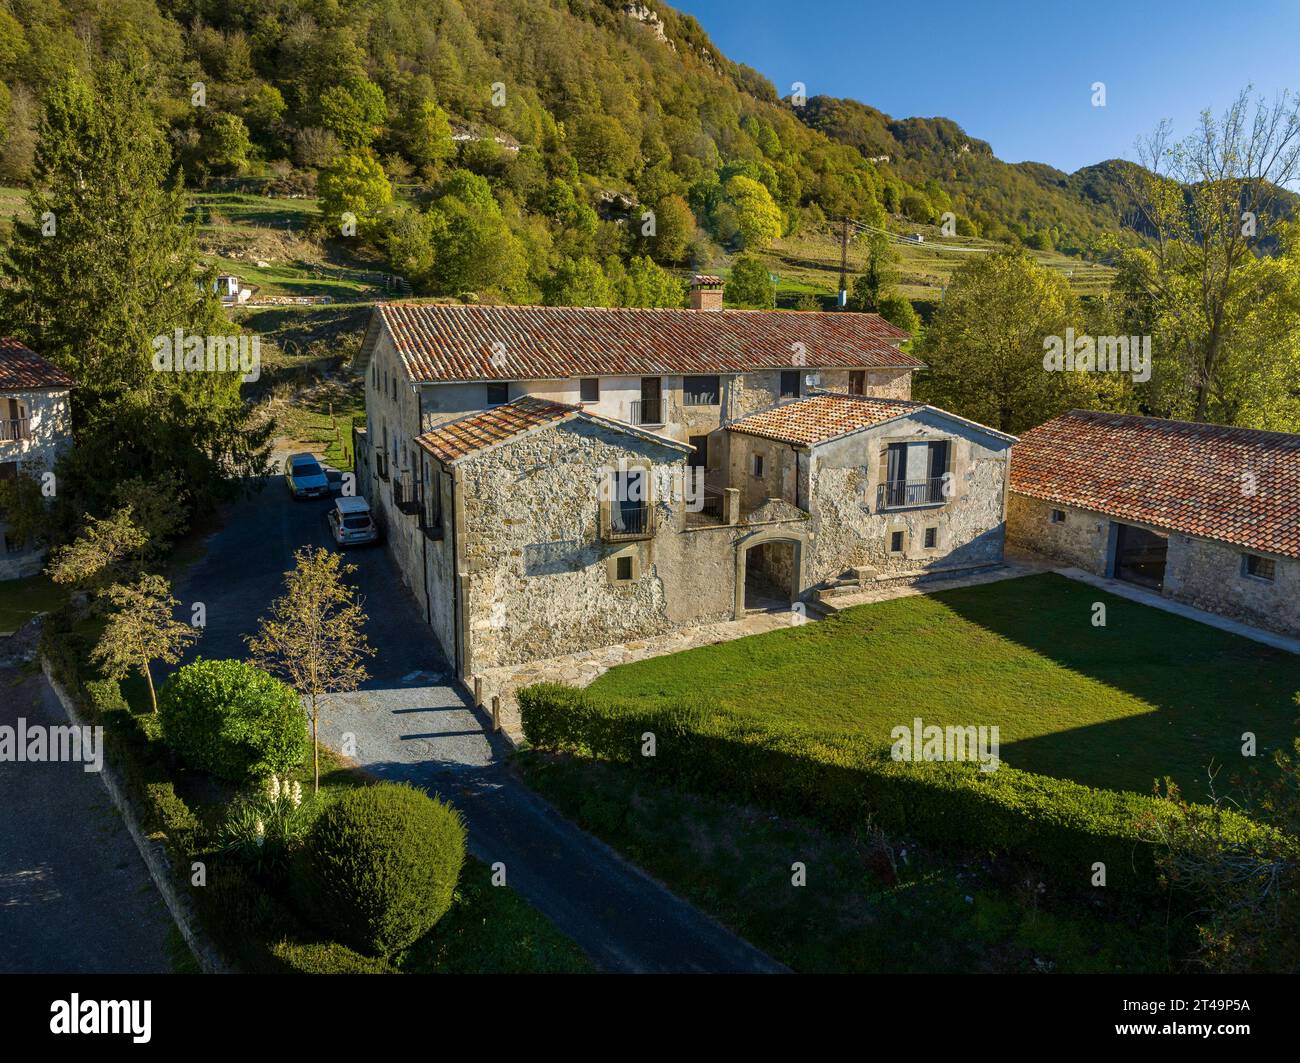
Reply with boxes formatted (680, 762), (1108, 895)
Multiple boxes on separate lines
(0, 0), (1157, 301)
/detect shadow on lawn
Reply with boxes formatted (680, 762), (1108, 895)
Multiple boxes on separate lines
(931, 572), (1300, 797)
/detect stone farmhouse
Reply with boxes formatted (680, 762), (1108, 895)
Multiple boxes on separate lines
(354, 281), (1017, 675)
(0, 338), (74, 580)
(1008, 410), (1299, 638)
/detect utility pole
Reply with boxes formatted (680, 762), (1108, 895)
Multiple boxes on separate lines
(838, 216), (849, 308)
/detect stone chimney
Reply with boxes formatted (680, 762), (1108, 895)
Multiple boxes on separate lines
(689, 274), (724, 311)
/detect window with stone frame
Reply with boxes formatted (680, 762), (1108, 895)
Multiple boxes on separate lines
(604, 467), (651, 539)
(1242, 553), (1276, 582)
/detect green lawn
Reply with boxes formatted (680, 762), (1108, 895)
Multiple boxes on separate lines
(0, 573), (64, 633)
(588, 573), (1300, 798)
(272, 376), (365, 469)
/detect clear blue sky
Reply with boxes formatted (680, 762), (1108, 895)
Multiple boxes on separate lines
(671, 0), (1300, 174)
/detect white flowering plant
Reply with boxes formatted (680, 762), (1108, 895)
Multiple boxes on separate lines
(217, 775), (317, 882)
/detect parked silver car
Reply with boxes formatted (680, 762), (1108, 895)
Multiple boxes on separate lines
(284, 452), (329, 499)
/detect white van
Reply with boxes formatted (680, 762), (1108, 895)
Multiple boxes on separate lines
(327, 496), (380, 547)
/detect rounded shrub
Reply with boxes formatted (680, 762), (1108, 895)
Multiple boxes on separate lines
(292, 783), (466, 956)
(158, 658), (309, 782)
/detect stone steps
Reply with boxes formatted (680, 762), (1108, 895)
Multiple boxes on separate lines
(815, 561), (1006, 599)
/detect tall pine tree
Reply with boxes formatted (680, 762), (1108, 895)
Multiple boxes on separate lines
(0, 60), (271, 519)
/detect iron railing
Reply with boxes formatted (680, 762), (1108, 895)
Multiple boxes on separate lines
(393, 474), (421, 515)
(685, 486), (727, 528)
(877, 477), (947, 509)
(0, 418), (31, 442)
(699, 486), (725, 521)
(630, 399), (662, 426)
(605, 502), (651, 540)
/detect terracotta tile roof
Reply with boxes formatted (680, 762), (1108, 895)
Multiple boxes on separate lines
(728, 393), (925, 446)
(1010, 410), (1300, 559)
(414, 396), (577, 462)
(0, 337), (75, 390)
(413, 395), (693, 464)
(374, 303), (920, 383)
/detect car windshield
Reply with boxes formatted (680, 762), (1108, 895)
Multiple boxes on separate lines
(293, 460), (322, 477)
(342, 515), (371, 529)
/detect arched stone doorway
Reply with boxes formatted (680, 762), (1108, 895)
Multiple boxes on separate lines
(734, 531), (805, 618)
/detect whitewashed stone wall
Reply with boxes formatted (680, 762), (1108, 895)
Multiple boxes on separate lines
(0, 387), (72, 581)
(415, 365), (914, 438)
(364, 333), (421, 476)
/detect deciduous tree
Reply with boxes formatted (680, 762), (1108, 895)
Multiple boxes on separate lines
(46, 506), (147, 595)
(248, 547), (374, 793)
(91, 574), (199, 715)
(724, 255), (776, 309)
(1124, 89), (1300, 423)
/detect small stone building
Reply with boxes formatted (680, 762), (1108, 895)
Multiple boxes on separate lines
(1008, 410), (1299, 638)
(0, 338), (74, 579)
(726, 393), (1016, 591)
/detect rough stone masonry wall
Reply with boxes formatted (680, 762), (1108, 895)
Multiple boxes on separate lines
(747, 540), (797, 597)
(806, 413), (1010, 584)
(818, 368), (914, 399)
(728, 434), (798, 511)
(1006, 495), (1111, 574)
(0, 388), (71, 465)
(458, 419), (691, 670)
(1164, 534), (1300, 638)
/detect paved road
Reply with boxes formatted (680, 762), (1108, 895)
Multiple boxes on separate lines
(0, 666), (173, 973)
(175, 474), (784, 973)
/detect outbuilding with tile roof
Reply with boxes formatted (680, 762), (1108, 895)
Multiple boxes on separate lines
(1008, 410), (1300, 637)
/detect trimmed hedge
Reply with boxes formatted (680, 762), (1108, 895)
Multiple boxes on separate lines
(293, 783), (466, 956)
(518, 683), (1281, 896)
(158, 658), (309, 782)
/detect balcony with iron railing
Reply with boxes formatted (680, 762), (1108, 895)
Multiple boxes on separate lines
(393, 473), (421, 516)
(629, 399), (662, 426)
(603, 502), (653, 541)
(0, 418), (32, 443)
(876, 477), (948, 510)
